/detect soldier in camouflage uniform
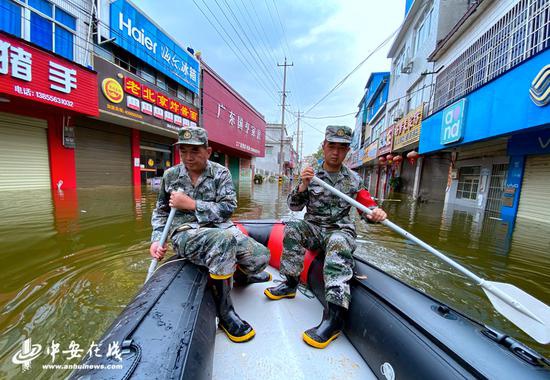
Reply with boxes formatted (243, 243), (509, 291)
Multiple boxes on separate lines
(265, 125), (387, 349)
(150, 126), (270, 343)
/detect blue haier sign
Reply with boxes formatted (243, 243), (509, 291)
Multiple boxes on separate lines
(110, 0), (200, 94)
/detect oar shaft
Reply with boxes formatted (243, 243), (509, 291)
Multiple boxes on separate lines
(311, 176), (483, 284)
(145, 207), (177, 283)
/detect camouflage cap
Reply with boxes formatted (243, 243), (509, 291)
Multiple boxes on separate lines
(174, 126), (208, 146)
(325, 125), (352, 144)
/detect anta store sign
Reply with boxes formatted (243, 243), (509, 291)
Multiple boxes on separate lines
(96, 56), (198, 133)
(202, 67), (265, 156)
(0, 32), (98, 116)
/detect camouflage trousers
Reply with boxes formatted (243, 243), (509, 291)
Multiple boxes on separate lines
(280, 220), (356, 309)
(172, 226), (270, 278)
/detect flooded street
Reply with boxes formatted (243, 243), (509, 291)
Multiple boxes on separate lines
(0, 182), (549, 379)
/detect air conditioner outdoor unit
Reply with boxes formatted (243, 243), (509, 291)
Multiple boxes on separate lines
(394, 109), (404, 121)
(401, 59), (413, 74)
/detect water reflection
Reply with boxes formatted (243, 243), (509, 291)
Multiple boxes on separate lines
(0, 183), (548, 379)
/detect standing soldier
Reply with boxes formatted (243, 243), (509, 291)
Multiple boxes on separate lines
(150, 126), (271, 343)
(265, 125), (387, 349)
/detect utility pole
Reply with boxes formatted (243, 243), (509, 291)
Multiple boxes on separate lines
(278, 58), (293, 178)
(296, 111), (301, 174)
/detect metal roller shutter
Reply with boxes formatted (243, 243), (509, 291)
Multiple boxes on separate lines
(0, 112), (50, 190)
(75, 126), (131, 187)
(517, 154), (550, 223)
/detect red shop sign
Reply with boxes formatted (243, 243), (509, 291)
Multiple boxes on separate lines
(0, 32), (98, 116)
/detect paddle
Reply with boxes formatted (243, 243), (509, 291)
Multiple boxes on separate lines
(145, 207), (177, 283)
(311, 176), (550, 344)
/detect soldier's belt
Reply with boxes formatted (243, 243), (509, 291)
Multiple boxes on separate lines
(175, 225), (192, 232)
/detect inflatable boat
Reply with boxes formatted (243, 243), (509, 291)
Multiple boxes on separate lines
(70, 220), (550, 380)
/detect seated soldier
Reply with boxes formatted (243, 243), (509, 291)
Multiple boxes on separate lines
(150, 126), (271, 343)
(265, 125), (387, 349)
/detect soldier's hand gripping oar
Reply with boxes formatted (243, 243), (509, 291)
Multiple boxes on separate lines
(312, 176), (550, 344)
(145, 207), (177, 283)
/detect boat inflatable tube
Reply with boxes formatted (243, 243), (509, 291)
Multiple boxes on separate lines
(308, 255), (550, 380)
(70, 257), (216, 380)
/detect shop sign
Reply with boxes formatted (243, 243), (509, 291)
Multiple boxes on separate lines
(363, 141), (378, 163)
(393, 105), (422, 150)
(0, 32), (98, 116)
(529, 64), (550, 107)
(110, 0), (200, 94)
(508, 127), (550, 156)
(202, 68), (265, 156)
(377, 125), (394, 156)
(96, 57), (198, 133)
(440, 98), (467, 145)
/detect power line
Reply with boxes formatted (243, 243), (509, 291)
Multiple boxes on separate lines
(216, 0), (282, 91)
(192, 0), (279, 104)
(304, 26), (400, 116)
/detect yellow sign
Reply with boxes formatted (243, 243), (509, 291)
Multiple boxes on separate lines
(101, 78), (124, 104)
(165, 160), (171, 167)
(147, 158), (154, 167)
(393, 105), (423, 150)
(362, 141), (379, 164)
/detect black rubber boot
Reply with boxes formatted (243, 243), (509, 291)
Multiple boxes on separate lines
(211, 277), (255, 343)
(264, 276), (299, 300)
(233, 267), (272, 286)
(303, 302), (346, 349)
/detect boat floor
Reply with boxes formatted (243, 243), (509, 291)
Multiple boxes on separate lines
(213, 266), (376, 380)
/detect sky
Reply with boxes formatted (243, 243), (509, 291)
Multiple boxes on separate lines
(133, 0), (405, 156)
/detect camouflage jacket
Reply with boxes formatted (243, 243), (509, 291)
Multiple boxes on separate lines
(287, 162), (366, 235)
(151, 161), (237, 242)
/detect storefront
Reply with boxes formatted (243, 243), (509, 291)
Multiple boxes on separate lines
(392, 105), (423, 196)
(362, 141), (379, 194)
(507, 128), (550, 224)
(376, 125), (394, 199)
(0, 32), (98, 191)
(85, 56), (199, 187)
(201, 62), (266, 185)
(420, 49), (550, 220)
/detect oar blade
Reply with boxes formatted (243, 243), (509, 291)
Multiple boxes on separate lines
(482, 281), (550, 344)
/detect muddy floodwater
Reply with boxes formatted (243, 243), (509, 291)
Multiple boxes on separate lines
(0, 182), (548, 378)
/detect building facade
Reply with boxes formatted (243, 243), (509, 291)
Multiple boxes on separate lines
(200, 61), (266, 186)
(383, 0), (471, 200)
(0, 0), (98, 191)
(255, 123), (296, 178)
(420, 0), (550, 223)
(349, 72), (390, 197)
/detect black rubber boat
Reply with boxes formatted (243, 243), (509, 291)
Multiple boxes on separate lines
(70, 220), (550, 380)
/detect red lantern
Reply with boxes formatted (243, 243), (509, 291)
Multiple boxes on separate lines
(393, 155), (403, 166)
(378, 156), (386, 165)
(407, 150), (419, 165)
(386, 154), (394, 165)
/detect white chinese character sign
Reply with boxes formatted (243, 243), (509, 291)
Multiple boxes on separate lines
(0, 32), (98, 116)
(203, 68), (265, 157)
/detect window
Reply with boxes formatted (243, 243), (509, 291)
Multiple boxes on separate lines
(156, 73), (167, 90)
(415, 9), (432, 53)
(0, 0), (22, 37)
(456, 166), (480, 200)
(407, 77), (425, 112)
(140, 64), (156, 84)
(2, 0), (77, 61)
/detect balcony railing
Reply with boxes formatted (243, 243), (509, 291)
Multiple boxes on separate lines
(432, 0), (550, 113)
